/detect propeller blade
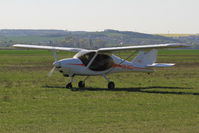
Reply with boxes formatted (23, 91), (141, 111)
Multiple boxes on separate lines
(48, 67), (56, 77)
(52, 50), (58, 62)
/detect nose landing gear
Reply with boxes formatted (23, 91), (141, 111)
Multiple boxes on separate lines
(66, 82), (72, 88)
(66, 76), (74, 89)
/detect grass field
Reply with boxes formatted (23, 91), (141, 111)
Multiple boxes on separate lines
(0, 49), (199, 133)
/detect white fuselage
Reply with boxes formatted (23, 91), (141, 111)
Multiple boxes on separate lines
(54, 54), (154, 77)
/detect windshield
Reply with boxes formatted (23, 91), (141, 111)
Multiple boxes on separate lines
(75, 51), (96, 66)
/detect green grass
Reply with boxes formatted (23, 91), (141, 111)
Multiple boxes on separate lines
(0, 49), (199, 133)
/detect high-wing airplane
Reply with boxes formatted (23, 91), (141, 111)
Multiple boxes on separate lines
(13, 43), (188, 90)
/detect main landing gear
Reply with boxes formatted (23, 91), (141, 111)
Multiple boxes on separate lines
(108, 81), (115, 89)
(65, 75), (115, 90)
(103, 75), (115, 89)
(78, 81), (85, 88)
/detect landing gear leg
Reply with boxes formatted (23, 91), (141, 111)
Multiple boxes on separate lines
(66, 82), (72, 88)
(78, 76), (89, 88)
(66, 76), (74, 89)
(102, 75), (115, 89)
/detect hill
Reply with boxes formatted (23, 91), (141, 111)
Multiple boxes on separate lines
(172, 35), (199, 49)
(0, 29), (181, 49)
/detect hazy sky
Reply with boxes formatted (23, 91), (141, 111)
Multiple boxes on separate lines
(0, 0), (198, 33)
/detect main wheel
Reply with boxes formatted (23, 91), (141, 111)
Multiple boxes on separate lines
(66, 82), (72, 88)
(108, 81), (115, 89)
(78, 81), (85, 88)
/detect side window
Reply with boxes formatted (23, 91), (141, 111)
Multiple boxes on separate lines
(89, 54), (114, 71)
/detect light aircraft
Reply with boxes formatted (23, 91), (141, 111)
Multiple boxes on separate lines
(13, 43), (188, 90)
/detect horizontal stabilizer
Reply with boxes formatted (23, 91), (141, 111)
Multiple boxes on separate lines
(147, 63), (175, 68)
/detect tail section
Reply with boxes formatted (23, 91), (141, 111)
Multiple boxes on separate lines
(132, 49), (175, 68)
(132, 49), (157, 67)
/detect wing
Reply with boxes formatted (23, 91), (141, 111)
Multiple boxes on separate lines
(97, 43), (189, 53)
(13, 44), (86, 52)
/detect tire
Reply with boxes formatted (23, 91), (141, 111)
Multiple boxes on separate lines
(108, 81), (115, 89)
(78, 81), (85, 88)
(66, 83), (72, 88)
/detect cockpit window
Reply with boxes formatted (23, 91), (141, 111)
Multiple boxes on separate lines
(75, 51), (114, 71)
(89, 54), (114, 71)
(77, 52), (95, 66)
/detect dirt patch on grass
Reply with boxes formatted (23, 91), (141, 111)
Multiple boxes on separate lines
(0, 65), (51, 71)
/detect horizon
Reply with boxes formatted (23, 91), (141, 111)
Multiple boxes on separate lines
(0, 28), (198, 35)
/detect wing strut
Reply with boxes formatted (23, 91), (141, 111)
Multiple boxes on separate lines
(86, 52), (98, 69)
(107, 51), (136, 74)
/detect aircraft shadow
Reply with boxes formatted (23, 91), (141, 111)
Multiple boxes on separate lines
(44, 85), (199, 96)
(81, 86), (199, 96)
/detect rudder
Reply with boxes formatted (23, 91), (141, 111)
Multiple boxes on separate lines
(131, 49), (157, 67)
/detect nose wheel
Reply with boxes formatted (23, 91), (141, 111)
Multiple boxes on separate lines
(66, 76), (74, 89)
(66, 82), (72, 88)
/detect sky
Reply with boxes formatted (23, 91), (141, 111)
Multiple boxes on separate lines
(0, 0), (198, 33)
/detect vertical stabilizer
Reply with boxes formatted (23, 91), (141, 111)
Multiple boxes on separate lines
(132, 49), (157, 67)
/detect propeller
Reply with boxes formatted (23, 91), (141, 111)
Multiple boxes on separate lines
(52, 50), (58, 62)
(48, 61), (61, 77)
(48, 66), (56, 77)
(48, 50), (59, 77)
